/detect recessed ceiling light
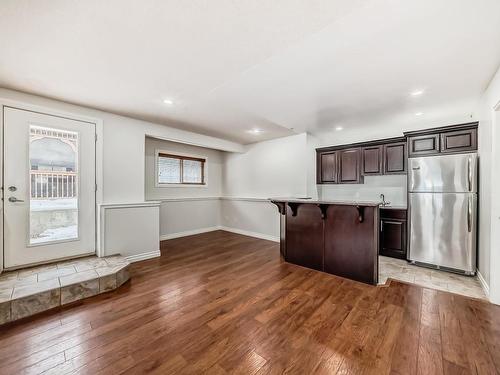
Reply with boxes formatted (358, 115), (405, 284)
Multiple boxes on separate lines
(415, 112), (423, 116)
(247, 128), (263, 135)
(163, 99), (174, 105)
(411, 89), (424, 96)
(335, 126), (344, 131)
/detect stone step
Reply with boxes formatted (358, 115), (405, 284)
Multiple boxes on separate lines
(0, 255), (130, 325)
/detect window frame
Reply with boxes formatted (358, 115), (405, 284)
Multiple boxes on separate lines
(155, 150), (207, 187)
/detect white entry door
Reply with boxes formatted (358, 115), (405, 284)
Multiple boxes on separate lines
(3, 107), (96, 268)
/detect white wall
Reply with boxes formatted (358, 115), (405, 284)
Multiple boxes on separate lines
(144, 137), (224, 238)
(478, 64), (500, 303)
(220, 198), (279, 241)
(100, 203), (160, 262)
(492, 109), (500, 304)
(221, 133), (310, 239)
(478, 99), (493, 287)
(0, 88), (243, 266)
(159, 199), (221, 239)
(223, 133), (308, 198)
(319, 175), (407, 207)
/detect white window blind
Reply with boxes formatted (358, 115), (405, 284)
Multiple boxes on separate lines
(157, 153), (205, 185)
(158, 156), (181, 183)
(183, 159), (203, 183)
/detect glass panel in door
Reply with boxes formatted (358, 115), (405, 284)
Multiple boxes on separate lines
(29, 125), (79, 245)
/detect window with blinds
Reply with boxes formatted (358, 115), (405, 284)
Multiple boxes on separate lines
(157, 153), (205, 185)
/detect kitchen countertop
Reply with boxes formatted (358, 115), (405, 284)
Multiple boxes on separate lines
(269, 197), (380, 207)
(270, 197), (407, 209)
(380, 205), (407, 210)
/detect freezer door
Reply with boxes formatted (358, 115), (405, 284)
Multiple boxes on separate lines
(408, 153), (477, 193)
(409, 192), (476, 273)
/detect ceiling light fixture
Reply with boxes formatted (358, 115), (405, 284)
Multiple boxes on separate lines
(411, 89), (424, 96)
(247, 128), (263, 135)
(163, 99), (174, 105)
(415, 112), (423, 116)
(335, 126), (344, 131)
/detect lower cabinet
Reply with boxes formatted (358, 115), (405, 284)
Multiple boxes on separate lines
(324, 205), (378, 284)
(285, 204), (324, 271)
(380, 209), (407, 259)
(283, 203), (379, 284)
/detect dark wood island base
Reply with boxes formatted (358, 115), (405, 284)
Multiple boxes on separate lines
(270, 199), (380, 285)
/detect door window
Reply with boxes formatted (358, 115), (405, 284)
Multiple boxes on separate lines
(29, 125), (79, 244)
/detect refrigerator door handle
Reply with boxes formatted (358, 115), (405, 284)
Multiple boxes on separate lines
(468, 156), (472, 192)
(467, 196), (472, 233)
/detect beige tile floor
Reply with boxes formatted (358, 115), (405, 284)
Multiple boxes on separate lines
(379, 256), (486, 300)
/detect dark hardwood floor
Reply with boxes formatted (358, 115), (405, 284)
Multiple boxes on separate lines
(0, 230), (499, 374)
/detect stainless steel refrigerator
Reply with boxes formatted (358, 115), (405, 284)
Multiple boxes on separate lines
(408, 153), (477, 274)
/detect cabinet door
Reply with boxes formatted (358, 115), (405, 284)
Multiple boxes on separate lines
(384, 142), (407, 174)
(285, 204), (324, 271)
(440, 128), (477, 154)
(362, 145), (383, 175)
(324, 205), (378, 284)
(318, 152), (338, 183)
(338, 148), (362, 184)
(380, 219), (407, 259)
(408, 134), (440, 157)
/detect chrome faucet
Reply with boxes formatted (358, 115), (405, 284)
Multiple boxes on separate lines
(380, 194), (391, 207)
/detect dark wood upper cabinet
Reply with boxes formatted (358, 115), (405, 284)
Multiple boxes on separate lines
(317, 137), (405, 184)
(317, 148), (363, 184)
(338, 148), (362, 184)
(362, 145), (383, 175)
(440, 128), (477, 153)
(317, 122), (477, 184)
(408, 134), (440, 157)
(383, 142), (407, 174)
(404, 122), (478, 157)
(319, 152), (338, 183)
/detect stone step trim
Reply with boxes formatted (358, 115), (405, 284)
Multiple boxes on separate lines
(0, 255), (130, 325)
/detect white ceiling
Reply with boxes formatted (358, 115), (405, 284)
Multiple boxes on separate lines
(1, 0), (500, 144)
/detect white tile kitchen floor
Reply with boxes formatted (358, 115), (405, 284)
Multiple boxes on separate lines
(379, 256), (486, 300)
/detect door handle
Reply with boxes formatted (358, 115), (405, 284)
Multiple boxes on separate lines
(8, 197), (24, 203)
(467, 196), (472, 233)
(467, 156), (472, 192)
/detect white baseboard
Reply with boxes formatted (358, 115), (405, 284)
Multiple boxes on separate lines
(477, 270), (490, 298)
(218, 226), (279, 243)
(125, 250), (161, 263)
(160, 226), (220, 241)
(159, 225), (279, 243)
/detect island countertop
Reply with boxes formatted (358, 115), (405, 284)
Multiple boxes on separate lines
(269, 197), (381, 206)
(270, 198), (380, 285)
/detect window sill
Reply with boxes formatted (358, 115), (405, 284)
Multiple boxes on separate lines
(156, 183), (208, 188)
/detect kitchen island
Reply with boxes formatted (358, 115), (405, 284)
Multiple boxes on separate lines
(270, 198), (380, 285)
